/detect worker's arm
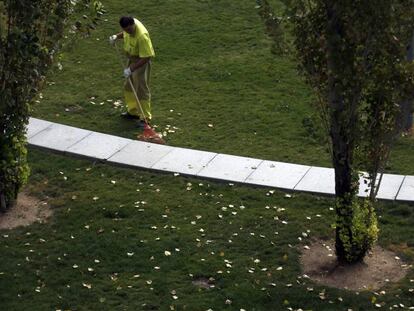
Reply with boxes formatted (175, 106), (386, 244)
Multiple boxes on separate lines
(129, 57), (150, 72)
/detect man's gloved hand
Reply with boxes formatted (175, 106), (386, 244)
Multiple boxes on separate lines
(109, 34), (117, 45)
(123, 67), (132, 78)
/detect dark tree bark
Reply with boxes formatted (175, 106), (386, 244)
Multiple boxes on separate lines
(326, 1), (361, 263)
(398, 32), (414, 133)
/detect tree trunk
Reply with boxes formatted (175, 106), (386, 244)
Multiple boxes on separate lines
(398, 100), (413, 133)
(326, 1), (361, 263)
(0, 186), (18, 213)
(0, 192), (6, 213)
(331, 118), (357, 262)
(397, 32), (414, 133)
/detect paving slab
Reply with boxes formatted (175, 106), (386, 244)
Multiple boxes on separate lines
(107, 140), (173, 169)
(396, 176), (414, 201)
(358, 173), (405, 200)
(294, 166), (335, 195)
(26, 118), (414, 203)
(27, 118), (53, 138)
(246, 160), (311, 190)
(197, 154), (263, 183)
(151, 147), (217, 174)
(66, 132), (131, 160)
(29, 123), (92, 152)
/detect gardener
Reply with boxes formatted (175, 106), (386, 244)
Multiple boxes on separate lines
(109, 16), (155, 126)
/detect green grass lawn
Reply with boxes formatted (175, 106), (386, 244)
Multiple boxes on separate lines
(31, 0), (413, 174)
(0, 149), (413, 310)
(3, 0), (413, 310)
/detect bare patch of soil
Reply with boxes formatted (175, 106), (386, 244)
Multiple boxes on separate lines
(300, 240), (410, 291)
(192, 277), (216, 289)
(0, 191), (51, 230)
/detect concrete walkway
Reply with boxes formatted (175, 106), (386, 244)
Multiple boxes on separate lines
(27, 118), (414, 202)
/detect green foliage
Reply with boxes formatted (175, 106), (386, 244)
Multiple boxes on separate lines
(257, 0), (414, 262)
(256, 0), (290, 55)
(301, 114), (328, 144)
(0, 0), (104, 211)
(291, 0), (414, 262)
(289, 0), (414, 194)
(335, 198), (379, 263)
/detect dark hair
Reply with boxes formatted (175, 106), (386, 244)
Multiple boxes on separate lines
(119, 16), (134, 28)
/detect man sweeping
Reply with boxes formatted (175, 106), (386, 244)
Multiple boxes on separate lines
(109, 16), (155, 127)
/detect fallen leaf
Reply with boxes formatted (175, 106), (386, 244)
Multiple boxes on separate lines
(82, 283), (92, 289)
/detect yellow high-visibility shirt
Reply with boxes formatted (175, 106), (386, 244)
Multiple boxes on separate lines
(123, 18), (155, 58)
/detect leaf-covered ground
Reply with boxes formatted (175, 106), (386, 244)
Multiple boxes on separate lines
(0, 150), (413, 310)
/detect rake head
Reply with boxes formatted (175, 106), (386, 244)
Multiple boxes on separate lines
(137, 123), (166, 145)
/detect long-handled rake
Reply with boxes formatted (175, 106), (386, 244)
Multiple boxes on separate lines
(114, 44), (165, 145)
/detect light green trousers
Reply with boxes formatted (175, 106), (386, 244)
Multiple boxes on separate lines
(124, 59), (152, 120)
